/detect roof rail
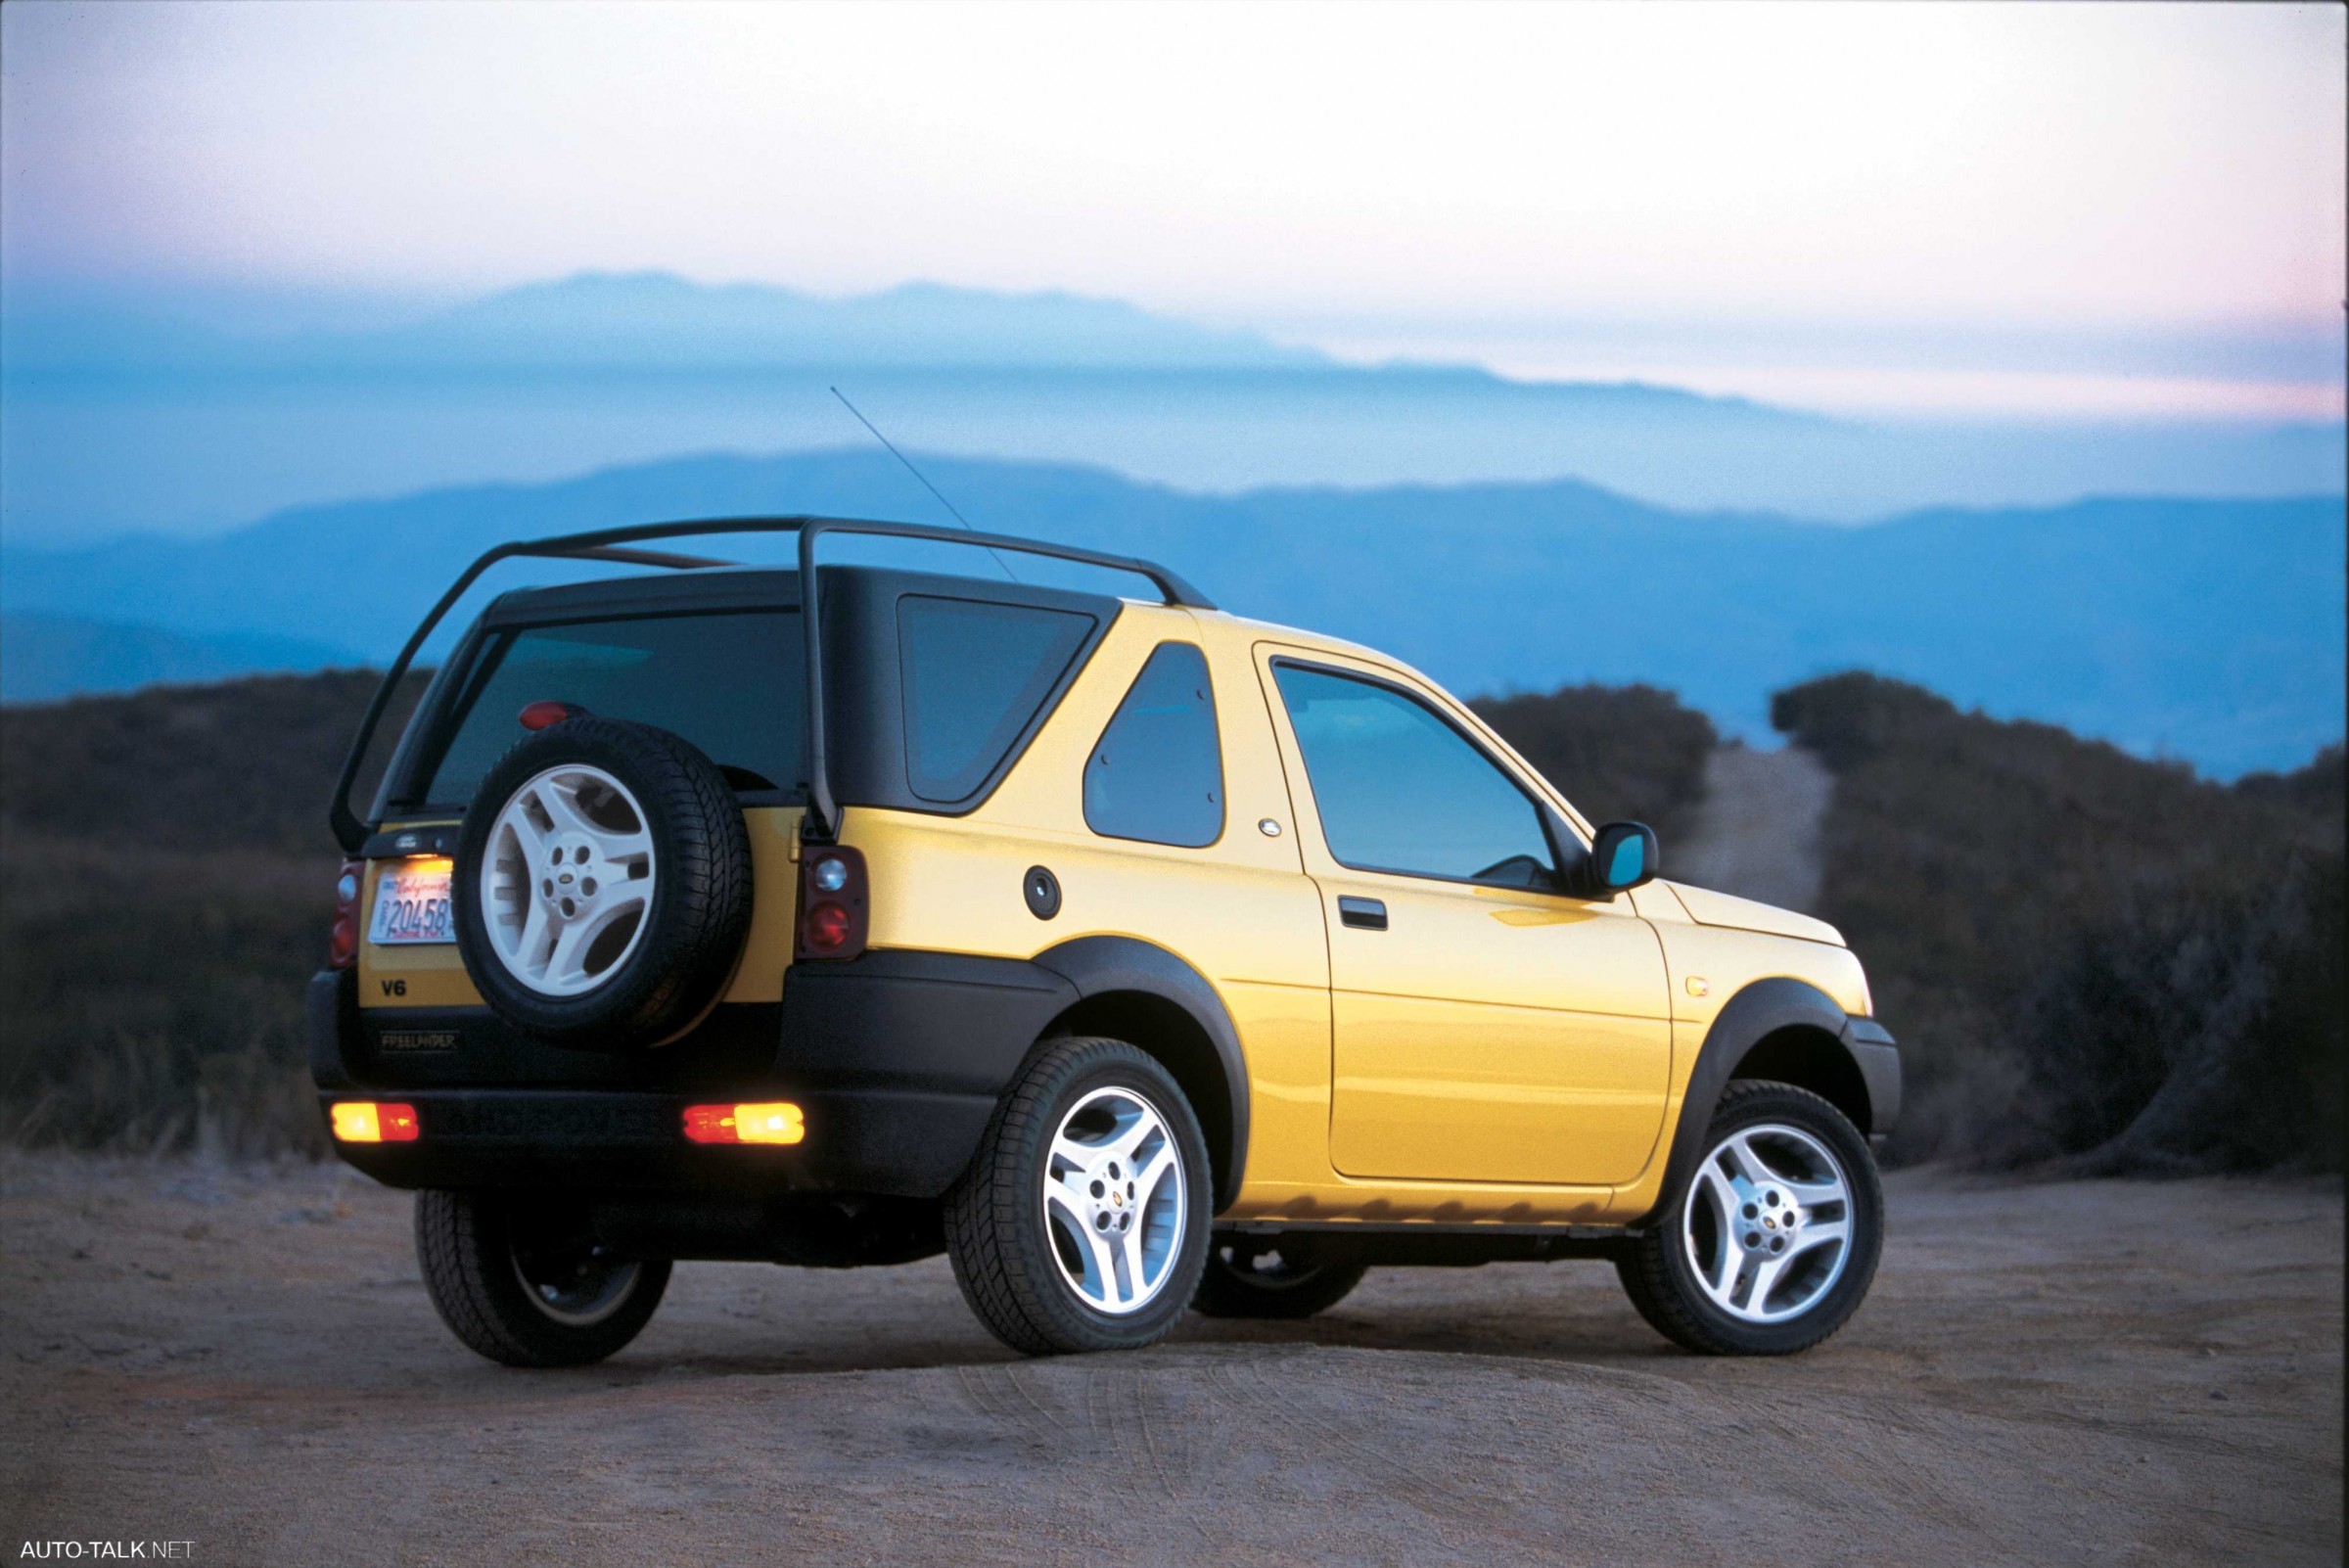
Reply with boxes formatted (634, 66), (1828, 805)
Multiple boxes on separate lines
(329, 515), (1214, 852)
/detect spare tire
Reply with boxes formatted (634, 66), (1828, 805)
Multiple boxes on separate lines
(453, 716), (753, 1051)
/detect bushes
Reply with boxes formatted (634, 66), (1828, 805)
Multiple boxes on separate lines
(1472, 682), (1717, 844)
(0, 671), (423, 1157)
(1774, 672), (2343, 1174)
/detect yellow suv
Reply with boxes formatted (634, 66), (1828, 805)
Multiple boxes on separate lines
(314, 518), (1900, 1365)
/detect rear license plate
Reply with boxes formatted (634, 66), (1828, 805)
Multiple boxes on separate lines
(370, 862), (454, 945)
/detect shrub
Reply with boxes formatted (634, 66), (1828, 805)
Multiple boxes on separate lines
(1774, 671), (2342, 1173)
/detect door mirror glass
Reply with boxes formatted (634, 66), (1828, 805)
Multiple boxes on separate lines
(1588, 820), (1659, 894)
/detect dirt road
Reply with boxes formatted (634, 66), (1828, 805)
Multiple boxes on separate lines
(1, 1153), (2337, 1566)
(1671, 743), (1833, 914)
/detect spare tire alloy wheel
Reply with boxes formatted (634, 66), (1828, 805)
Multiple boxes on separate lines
(484, 763), (657, 996)
(453, 717), (752, 1052)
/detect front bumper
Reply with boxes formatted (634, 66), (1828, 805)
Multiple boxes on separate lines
(1840, 1015), (1902, 1136)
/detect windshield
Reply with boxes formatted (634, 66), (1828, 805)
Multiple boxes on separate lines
(402, 610), (805, 808)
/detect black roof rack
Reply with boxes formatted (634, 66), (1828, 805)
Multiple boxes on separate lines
(329, 514), (1215, 852)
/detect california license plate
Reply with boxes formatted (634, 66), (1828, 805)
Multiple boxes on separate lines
(370, 861), (454, 945)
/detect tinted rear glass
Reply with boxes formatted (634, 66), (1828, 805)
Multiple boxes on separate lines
(410, 611), (804, 807)
(1084, 642), (1224, 847)
(898, 596), (1096, 803)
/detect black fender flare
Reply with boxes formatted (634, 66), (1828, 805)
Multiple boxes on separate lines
(1031, 936), (1251, 1212)
(1640, 977), (1900, 1227)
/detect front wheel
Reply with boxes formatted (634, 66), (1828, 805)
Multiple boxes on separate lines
(1616, 1081), (1882, 1355)
(415, 1190), (669, 1367)
(944, 1038), (1213, 1355)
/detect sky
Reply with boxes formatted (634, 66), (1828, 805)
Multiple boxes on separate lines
(2, 0), (2343, 420)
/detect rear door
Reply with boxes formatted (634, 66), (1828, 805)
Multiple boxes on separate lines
(1258, 647), (1673, 1187)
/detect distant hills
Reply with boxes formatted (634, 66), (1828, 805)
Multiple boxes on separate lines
(0, 614), (358, 704)
(2, 272), (1334, 375)
(6, 273), (2339, 543)
(4, 448), (2338, 777)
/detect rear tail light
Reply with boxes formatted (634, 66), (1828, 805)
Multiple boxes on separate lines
(331, 1102), (419, 1142)
(329, 858), (365, 968)
(796, 846), (869, 961)
(683, 1102), (806, 1145)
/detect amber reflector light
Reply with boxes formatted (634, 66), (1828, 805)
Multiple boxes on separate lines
(331, 1102), (420, 1143)
(683, 1103), (806, 1145)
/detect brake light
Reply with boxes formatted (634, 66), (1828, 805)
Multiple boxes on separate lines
(796, 846), (869, 960)
(331, 1102), (420, 1142)
(329, 858), (365, 968)
(683, 1102), (806, 1144)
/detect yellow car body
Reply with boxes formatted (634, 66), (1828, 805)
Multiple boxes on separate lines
(348, 593), (1883, 1234)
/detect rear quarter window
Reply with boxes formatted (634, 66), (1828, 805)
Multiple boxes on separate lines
(408, 611), (804, 808)
(898, 596), (1096, 804)
(1084, 642), (1223, 847)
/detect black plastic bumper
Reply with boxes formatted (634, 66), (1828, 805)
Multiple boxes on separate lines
(1840, 1015), (1902, 1135)
(310, 948), (1080, 1198)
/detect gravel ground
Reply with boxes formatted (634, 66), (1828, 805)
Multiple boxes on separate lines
(0, 1152), (2337, 1567)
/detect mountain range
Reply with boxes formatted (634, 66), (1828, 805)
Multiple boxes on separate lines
(5, 273), (2339, 544)
(4, 448), (2338, 778)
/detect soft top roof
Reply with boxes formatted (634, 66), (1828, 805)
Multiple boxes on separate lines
(477, 561), (1122, 625)
(330, 514), (1211, 852)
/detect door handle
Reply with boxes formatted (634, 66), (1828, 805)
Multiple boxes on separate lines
(1338, 897), (1388, 931)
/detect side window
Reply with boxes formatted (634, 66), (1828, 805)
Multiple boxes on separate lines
(898, 596), (1096, 804)
(1273, 663), (1556, 888)
(1084, 643), (1224, 848)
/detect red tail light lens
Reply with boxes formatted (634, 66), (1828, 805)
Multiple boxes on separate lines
(806, 902), (852, 949)
(329, 858), (365, 968)
(796, 846), (869, 961)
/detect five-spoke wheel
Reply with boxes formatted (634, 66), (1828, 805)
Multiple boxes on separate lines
(1681, 1123), (1854, 1323)
(1041, 1085), (1190, 1315)
(945, 1038), (1213, 1355)
(1617, 1081), (1883, 1355)
(482, 762), (658, 997)
(415, 1189), (670, 1366)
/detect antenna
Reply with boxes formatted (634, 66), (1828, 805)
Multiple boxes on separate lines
(830, 387), (1018, 582)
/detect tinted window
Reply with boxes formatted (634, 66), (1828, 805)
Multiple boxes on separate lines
(898, 596), (1096, 803)
(1084, 643), (1223, 848)
(414, 611), (803, 807)
(1274, 664), (1555, 887)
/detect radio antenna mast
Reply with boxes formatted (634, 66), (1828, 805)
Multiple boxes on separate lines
(830, 387), (1018, 582)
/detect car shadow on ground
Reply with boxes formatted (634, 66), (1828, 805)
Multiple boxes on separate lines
(548, 1279), (1682, 1387)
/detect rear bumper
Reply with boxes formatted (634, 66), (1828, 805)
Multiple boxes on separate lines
(325, 1084), (995, 1196)
(310, 948), (1079, 1198)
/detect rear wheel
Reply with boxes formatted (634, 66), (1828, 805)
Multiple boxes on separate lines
(944, 1038), (1212, 1355)
(1193, 1237), (1367, 1319)
(1617, 1081), (1882, 1356)
(415, 1190), (669, 1367)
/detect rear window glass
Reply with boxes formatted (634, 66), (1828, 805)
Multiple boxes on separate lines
(898, 596), (1095, 803)
(410, 611), (804, 807)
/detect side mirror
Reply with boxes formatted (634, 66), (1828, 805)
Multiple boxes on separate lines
(1586, 820), (1659, 895)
